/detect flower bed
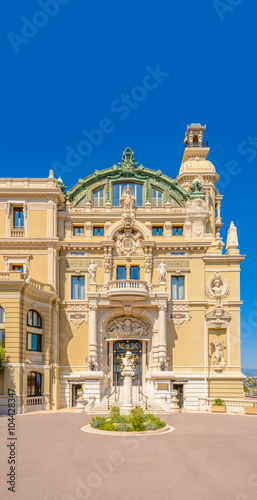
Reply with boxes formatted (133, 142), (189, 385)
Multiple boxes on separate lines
(90, 406), (167, 432)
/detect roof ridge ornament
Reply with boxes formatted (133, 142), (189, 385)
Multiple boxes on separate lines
(189, 177), (205, 199)
(118, 147), (138, 172)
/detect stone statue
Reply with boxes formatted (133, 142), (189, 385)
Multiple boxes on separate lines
(120, 186), (136, 229)
(120, 186), (136, 213)
(158, 260), (167, 284)
(122, 351), (133, 368)
(120, 351), (135, 415)
(210, 341), (226, 367)
(88, 260), (97, 283)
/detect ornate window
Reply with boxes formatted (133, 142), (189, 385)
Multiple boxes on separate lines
(152, 226), (163, 236)
(27, 310), (42, 328)
(130, 266), (140, 280)
(11, 264), (23, 272)
(27, 372), (42, 396)
(0, 306), (5, 347)
(13, 207), (24, 228)
(93, 227), (104, 236)
(113, 183), (143, 207)
(93, 188), (104, 207)
(172, 226), (183, 236)
(27, 310), (43, 352)
(71, 276), (85, 299)
(152, 188), (163, 207)
(27, 333), (42, 351)
(171, 276), (184, 300)
(117, 266), (126, 280)
(73, 226), (84, 236)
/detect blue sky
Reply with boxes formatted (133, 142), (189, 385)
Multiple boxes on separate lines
(1, 0), (256, 368)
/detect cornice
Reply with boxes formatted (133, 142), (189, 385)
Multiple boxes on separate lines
(0, 238), (60, 247)
(203, 254), (246, 263)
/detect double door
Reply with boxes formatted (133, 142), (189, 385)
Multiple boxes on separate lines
(113, 340), (142, 386)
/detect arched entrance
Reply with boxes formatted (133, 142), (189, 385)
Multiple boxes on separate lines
(113, 340), (142, 386)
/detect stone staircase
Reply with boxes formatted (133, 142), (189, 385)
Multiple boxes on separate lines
(89, 387), (165, 414)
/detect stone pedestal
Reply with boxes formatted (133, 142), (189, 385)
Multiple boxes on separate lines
(83, 371), (105, 404)
(120, 366), (135, 415)
(170, 389), (180, 413)
(75, 394), (85, 413)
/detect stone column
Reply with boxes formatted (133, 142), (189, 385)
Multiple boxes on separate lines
(89, 300), (98, 365)
(120, 365), (135, 415)
(158, 301), (167, 359)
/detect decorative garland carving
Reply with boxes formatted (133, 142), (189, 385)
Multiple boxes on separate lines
(106, 316), (150, 339)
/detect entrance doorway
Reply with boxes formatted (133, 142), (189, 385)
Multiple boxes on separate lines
(173, 384), (184, 408)
(113, 340), (142, 386)
(72, 384), (82, 407)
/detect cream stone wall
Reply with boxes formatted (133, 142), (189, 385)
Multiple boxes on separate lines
(0, 128), (246, 414)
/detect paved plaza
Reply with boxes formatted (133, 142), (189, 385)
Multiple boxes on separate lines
(1, 412), (257, 500)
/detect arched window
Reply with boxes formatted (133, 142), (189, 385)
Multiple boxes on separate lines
(152, 188), (163, 207)
(113, 183), (143, 207)
(27, 310), (42, 328)
(0, 306), (5, 323)
(27, 310), (43, 352)
(93, 188), (104, 207)
(27, 372), (42, 396)
(0, 306), (5, 347)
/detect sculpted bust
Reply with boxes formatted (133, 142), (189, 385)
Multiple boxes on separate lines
(122, 351), (133, 368)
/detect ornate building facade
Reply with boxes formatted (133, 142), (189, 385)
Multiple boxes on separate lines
(0, 124), (245, 414)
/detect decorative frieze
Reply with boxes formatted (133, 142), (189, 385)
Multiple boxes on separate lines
(168, 302), (191, 328)
(66, 259), (102, 269)
(106, 316), (150, 339)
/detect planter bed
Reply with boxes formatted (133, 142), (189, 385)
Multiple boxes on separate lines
(244, 407), (257, 415)
(211, 405), (227, 413)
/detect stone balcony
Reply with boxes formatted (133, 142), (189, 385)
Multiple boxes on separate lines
(106, 279), (150, 301)
(0, 272), (54, 293)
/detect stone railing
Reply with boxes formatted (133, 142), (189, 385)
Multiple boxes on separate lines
(199, 397), (257, 410)
(11, 228), (25, 237)
(0, 272), (54, 292)
(106, 280), (150, 301)
(27, 277), (54, 292)
(107, 280), (150, 291)
(26, 396), (43, 407)
(96, 281), (161, 294)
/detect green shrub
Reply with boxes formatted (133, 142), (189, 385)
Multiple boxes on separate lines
(100, 421), (116, 431)
(110, 406), (120, 419)
(146, 413), (156, 421)
(90, 417), (106, 428)
(130, 406), (143, 418)
(145, 414), (166, 429)
(130, 415), (145, 432)
(115, 423), (130, 432)
(213, 398), (225, 406)
(141, 414), (150, 422)
(0, 346), (6, 371)
(145, 422), (158, 431)
(112, 415), (127, 423)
